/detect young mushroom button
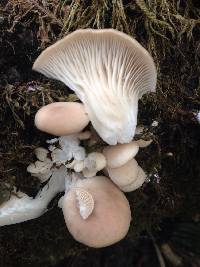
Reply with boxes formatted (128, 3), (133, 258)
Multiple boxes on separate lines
(120, 166), (147, 192)
(82, 152), (107, 177)
(33, 29), (157, 145)
(106, 158), (146, 192)
(103, 141), (139, 168)
(35, 102), (89, 136)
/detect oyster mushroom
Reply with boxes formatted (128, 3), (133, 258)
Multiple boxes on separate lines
(61, 175), (131, 247)
(73, 160), (85, 172)
(106, 158), (146, 192)
(34, 147), (49, 161)
(35, 102), (89, 136)
(103, 141), (139, 168)
(33, 29), (157, 145)
(82, 152), (106, 177)
(120, 166), (146, 192)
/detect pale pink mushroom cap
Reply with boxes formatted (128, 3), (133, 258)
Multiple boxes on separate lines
(106, 158), (146, 192)
(62, 176), (131, 248)
(103, 141), (139, 168)
(35, 102), (89, 136)
(33, 29), (157, 145)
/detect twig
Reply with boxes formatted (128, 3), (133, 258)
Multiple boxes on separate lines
(148, 231), (166, 267)
(161, 243), (182, 266)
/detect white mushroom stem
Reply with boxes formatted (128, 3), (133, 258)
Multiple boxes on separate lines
(0, 167), (67, 226)
(31, 171), (52, 183)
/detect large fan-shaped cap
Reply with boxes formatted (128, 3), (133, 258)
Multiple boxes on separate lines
(33, 29), (157, 145)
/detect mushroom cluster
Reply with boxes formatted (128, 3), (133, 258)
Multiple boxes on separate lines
(33, 28), (156, 145)
(103, 142), (147, 192)
(0, 29), (156, 248)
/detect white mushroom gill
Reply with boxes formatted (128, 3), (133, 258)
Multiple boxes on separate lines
(75, 188), (94, 220)
(33, 29), (157, 145)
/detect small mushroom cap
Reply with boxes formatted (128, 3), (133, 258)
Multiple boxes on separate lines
(103, 141), (139, 168)
(120, 166), (146, 192)
(62, 176), (131, 248)
(35, 102), (89, 136)
(106, 158), (139, 188)
(33, 29), (157, 145)
(34, 147), (49, 161)
(74, 160), (84, 172)
(85, 152), (107, 171)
